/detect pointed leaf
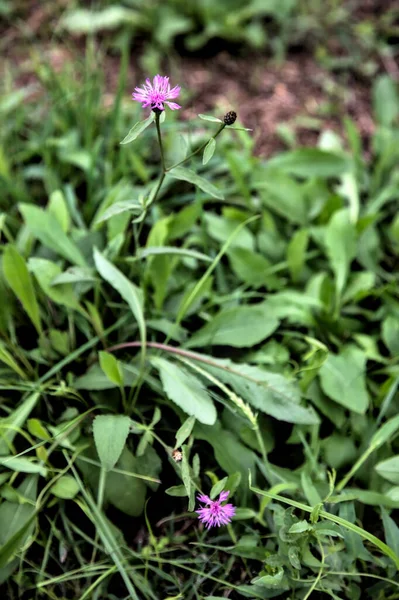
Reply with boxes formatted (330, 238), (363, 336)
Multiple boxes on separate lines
(2, 245), (41, 333)
(93, 415), (131, 472)
(120, 113), (155, 145)
(167, 166), (224, 199)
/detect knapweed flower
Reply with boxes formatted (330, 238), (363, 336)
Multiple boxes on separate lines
(196, 490), (236, 529)
(132, 75), (181, 111)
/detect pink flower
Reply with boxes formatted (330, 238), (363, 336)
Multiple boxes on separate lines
(196, 490), (236, 529)
(132, 75), (181, 111)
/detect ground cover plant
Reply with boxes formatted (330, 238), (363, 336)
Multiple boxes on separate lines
(1, 8), (399, 599)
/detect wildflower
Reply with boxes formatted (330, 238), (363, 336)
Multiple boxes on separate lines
(196, 490), (236, 529)
(132, 75), (181, 111)
(224, 111), (237, 125)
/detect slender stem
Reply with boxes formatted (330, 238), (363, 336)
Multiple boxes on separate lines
(154, 111), (166, 172)
(166, 123), (226, 172)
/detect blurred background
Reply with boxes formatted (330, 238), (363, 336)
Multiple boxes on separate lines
(1, 0), (398, 156)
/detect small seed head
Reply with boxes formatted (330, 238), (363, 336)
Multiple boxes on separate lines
(224, 111), (237, 126)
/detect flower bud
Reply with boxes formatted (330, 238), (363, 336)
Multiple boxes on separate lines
(224, 111), (237, 126)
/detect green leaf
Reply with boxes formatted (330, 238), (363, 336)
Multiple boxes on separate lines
(0, 476), (37, 568)
(265, 148), (350, 178)
(375, 456), (399, 484)
(19, 204), (86, 267)
(0, 456), (47, 476)
(181, 446), (193, 510)
(319, 346), (369, 414)
(93, 415), (131, 472)
(382, 315), (399, 355)
(28, 258), (81, 311)
(165, 485), (188, 497)
(94, 199), (143, 225)
(175, 415), (196, 449)
(51, 475), (79, 499)
(167, 166), (224, 200)
(185, 305), (279, 348)
(288, 520), (313, 534)
(370, 414), (399, 448)
(61, 6), (138, 34)
(48, 190), (70, 233)
(382, 507), (399, 569)
(373, 75), (399, 127)
(203, 138), (216, 165)
(0, 393), (40, 456)
(151, 357), (216, 425)
(198, 356), (319, 424)
(120, 113), (155, 145)
(198, 114), (223, 123)
(99, 351), (123, 387)
(325, 208), (357, 301)
(2, 245), (41, 333)
(287, 229), (308, 282)
(93, 248), (146, 364)
(0, 341), (27, 380)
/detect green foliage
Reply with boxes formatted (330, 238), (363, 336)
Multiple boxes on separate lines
(0, 23), (399, 599)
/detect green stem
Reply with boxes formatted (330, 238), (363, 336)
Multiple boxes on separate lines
(166, 123), (226, 172)
(155, 111), (166, 172)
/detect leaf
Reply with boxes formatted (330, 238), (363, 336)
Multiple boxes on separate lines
(382, 507), (399, 568)
(138, 246), (212, 263)
(198, 114), (223, 123)
(181, 446), (194, 511)
(203, 138), (216, 165)
(255, 171), (307, 224)
(197, 356), (319, 424)
(165, 485), (187, 497)
(0, 456), (47, 477)
(19, 204), (86, 267)
(373, 75), (399, 127)
(288, 520), (313, 534)
(94, 200), (143, 225)
(325, 208), (357, 300)
(382, 315), (399, 355)
(93, 415), (131, 472)
(185, 305), (279, 348)
(28, 258), (81, 310)
(61, 6), (138, 34)
(151, 357), (216, 425)
(0, 341), (26, 380)
(265, 148), (350, 178)
(175, 416), (196, 448)
(51, 475), (79, 499)
(48, 190), (70, 233)
(375, 456), (399, 484)
(0, 476), (37, 568)
(0, 393), (40, 456)
(74, 363), (138, 390)
(2, 245), (41, 333)
(319, 346), (369, 414)
(167, 166), (224, 199)
(93, 248), (146, 363)
(120, 113), (155, 145)
(287, 229), (308, 282)
(370, 414), (399, 448)
(99, 351), (123, 387)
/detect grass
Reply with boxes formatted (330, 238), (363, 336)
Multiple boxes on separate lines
(1, 2), (399, 598)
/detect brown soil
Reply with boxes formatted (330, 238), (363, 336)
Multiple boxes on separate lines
(1, 2), (383, 158)
(177, 52), (374, 156)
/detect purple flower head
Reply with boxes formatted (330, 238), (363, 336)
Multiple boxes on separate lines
(196, 490), (236, 529)
(132, 75), (181, 111)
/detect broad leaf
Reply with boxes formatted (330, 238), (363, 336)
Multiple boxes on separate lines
(93, 414), (131, 471)
(167, 166), (224, 199)
(151, 358), (216, 425)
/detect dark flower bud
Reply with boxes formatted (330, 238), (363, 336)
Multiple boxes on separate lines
(224, 111), (237, 126)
